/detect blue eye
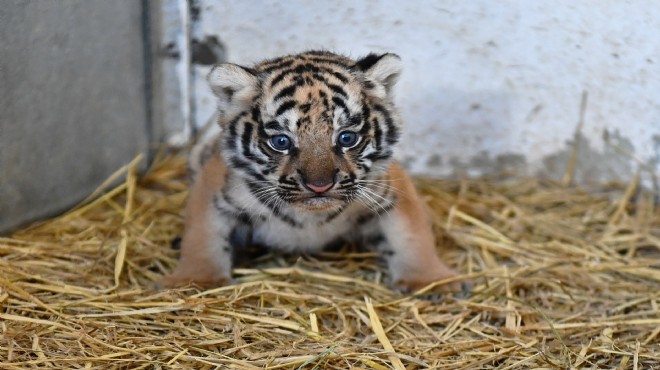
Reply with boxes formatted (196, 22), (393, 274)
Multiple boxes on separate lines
(269, 135), (291, 151)
(337, 131), (359, 147)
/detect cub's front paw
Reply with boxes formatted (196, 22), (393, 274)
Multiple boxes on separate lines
(394, 270), (470, 295)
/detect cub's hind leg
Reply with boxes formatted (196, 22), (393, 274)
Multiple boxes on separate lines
(376, 164), (462, 293)
(159, 155), (234, 288)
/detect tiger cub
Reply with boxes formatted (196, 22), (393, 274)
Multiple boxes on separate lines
(160, 51), (461, 292)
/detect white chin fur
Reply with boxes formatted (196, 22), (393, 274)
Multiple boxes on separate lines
(294, 197), (342, 210)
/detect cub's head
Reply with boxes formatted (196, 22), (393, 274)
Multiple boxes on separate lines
(209, 51), (402, 212)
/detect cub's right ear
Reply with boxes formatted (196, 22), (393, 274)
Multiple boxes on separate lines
(207, 64), (258, 118)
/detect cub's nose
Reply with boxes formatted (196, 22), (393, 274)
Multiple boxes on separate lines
(304, 180), (334, 193)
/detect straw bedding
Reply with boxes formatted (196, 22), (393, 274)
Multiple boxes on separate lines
(1, 152), (659, 369)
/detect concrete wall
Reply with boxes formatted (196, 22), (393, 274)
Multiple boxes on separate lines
(191, 0), (660, 184)
(2, 0), (657, 232)
(0, 0), (151, 232)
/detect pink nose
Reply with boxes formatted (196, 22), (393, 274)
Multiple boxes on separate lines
(306, 181), (333, 193)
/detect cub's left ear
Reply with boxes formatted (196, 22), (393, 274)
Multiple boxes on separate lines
(354, 53), (402, 98)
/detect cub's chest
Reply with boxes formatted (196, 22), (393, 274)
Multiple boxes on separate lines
(251, 213), (359, 253)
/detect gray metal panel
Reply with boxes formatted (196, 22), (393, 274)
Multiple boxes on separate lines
(147, 0), (192, 146)
(0, 0), (150, 232)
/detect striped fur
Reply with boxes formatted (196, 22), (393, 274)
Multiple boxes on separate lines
(161, 51), (461, 292)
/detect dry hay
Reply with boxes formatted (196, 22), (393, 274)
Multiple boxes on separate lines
(1, 152), (659, 369)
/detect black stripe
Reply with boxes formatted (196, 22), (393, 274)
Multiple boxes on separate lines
(311, 73), (328, 83)
(274, 85), (297, 101)
(323, 206), (346, 223)
(228, 121), (237, 136)
(374, 104), (400, 145)
(364, 151), (392, 162)
(225, 114), (249, 151)
(294, 75), (306, 86)
(347, 113), (362, 128)
(319, 92), (330, 110)
(262, 161), (279, 174)
(362, 104), (371, 120)
(363, 80), (375, 89)
(349, 114), (361, 125)
(355, 212), (374, 225)
(354, 139), (371, 156)
(278, 175), (298, 186)
(327, 83), (348, 98)
(240, 122), (253, 156)
(246, 183), (301, 228)
(257, 123), (271, 141)
(227, 111), (247, 134)
(261, 59), (294, 73)
(229, 156), (266, 181)
(264, 120), (284, 131)
(270, 65), (311, 88)
(372, 118), (383, 150)
(303, 50), (333, 56)
(386, 126), (400, 145)
(359, 118), (371, 134)
(251, 106), (262, 124)
(241, 123), (267, 165)
(295, 63), (320, 74)
(275, 100), (296, 116)
(270, 70), (290, 87)
(332, 97), (347, 111)
(270, 65), (349, 89)
(303, 56), (351, 68)
(330, 71), (349, 84)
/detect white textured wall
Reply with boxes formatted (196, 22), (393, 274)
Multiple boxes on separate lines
(193, 0), (660, 183)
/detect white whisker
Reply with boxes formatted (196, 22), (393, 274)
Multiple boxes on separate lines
(355, 185), (394, 219)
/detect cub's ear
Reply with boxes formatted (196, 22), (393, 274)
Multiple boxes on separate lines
(207, 63), (258, 119)
(354, 53), (402, 98)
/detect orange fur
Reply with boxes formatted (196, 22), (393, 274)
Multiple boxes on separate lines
(386, 163), (460, 292)
(159, 155), (231, 288)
